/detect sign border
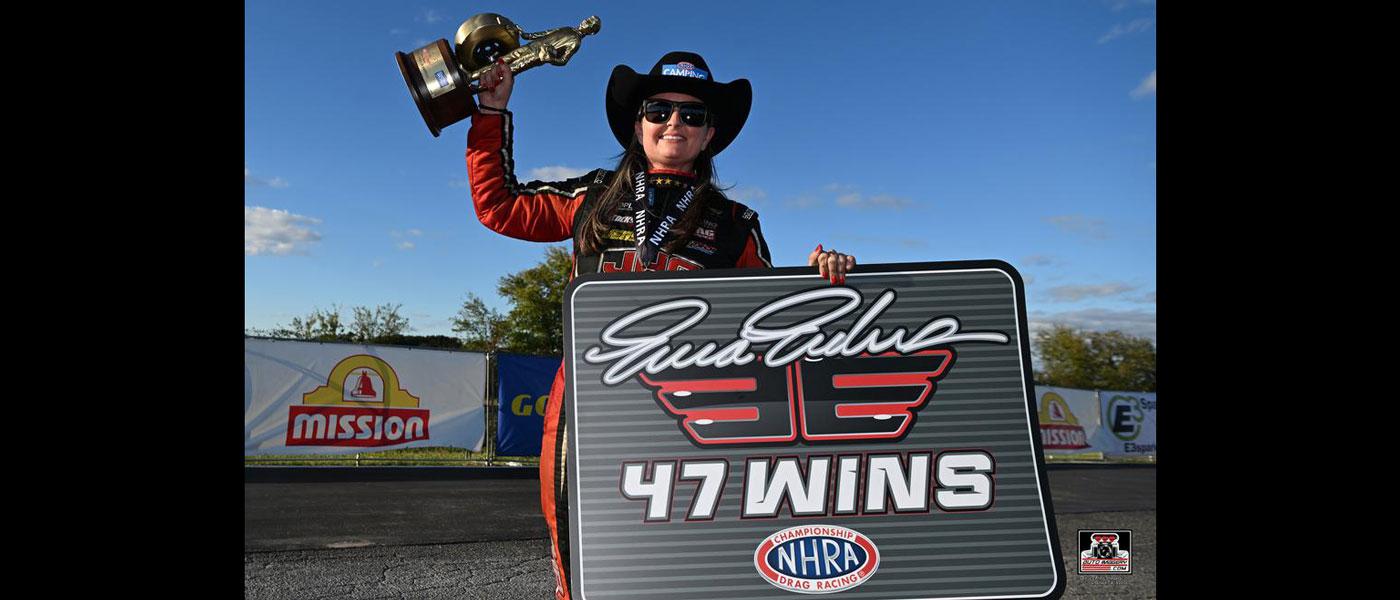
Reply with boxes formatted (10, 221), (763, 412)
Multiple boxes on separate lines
(563, 259), (1066, 600)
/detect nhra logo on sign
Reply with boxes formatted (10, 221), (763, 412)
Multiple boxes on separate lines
(286, 354), (430, 447)
(754, 525), (879, 594)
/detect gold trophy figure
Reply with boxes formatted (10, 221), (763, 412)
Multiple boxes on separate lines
(395, 13), (601, 137)
(464, 16), (602, 91)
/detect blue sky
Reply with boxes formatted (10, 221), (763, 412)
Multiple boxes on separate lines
(245, 0), (1156, 342)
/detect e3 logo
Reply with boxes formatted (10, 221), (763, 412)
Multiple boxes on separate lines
(636, 350), (954, 447)
(511, 393), (548, 417)
(1105, 395), (1144, 441)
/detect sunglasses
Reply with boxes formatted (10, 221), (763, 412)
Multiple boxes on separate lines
(639, 99), (711, 127)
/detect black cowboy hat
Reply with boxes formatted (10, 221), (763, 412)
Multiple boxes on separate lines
(605, 51), (752, 156)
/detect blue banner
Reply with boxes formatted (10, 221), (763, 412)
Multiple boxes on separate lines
(496, 353), (560, 456)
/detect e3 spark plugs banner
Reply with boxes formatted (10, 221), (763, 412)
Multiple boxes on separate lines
(564, 261), (1065, 600)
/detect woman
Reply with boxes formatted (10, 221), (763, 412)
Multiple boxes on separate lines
(465, 51), (855, 599)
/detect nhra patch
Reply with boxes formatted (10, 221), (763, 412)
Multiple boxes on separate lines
(1078, 530), (1132, 574)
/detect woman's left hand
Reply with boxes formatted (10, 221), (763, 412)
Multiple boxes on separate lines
(808, 244), (856, 284)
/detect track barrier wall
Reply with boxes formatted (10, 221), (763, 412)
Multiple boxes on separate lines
(245, 341), (1152, 464)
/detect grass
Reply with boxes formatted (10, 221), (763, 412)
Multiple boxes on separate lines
(1045, 452), (1155, 464)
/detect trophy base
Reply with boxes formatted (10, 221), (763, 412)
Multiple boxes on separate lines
(395, 39), (477, 138)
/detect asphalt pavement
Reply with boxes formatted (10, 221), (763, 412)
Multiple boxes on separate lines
(245, 465), (1155, 599)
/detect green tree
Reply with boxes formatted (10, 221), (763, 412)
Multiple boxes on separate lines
(266, 305), (353, 341)
(369, 334), (465, 349)
(498, 246), (572, 355)
(255, 303), (416, 344)
(1034, 325), (1156, 391)
(451, 246), (571, 356)
(451, 293), (510, 353)
(352, 303), (410, 341)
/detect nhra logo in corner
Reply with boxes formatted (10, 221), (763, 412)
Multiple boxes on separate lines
(754, 525), (879, 594)
(286, 354), (430, 447)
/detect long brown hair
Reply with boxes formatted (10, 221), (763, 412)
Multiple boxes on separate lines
(576, 139), (722, 256)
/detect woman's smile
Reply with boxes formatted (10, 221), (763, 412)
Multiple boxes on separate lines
(636, 92), (715, 171)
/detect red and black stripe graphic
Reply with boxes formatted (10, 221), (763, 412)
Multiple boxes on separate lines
(638, 356), (797, 445)
(637, 350), (955, 447)
(797, 350), (953, 442)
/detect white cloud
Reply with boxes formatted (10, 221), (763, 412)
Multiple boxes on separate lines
(785, 195), (820, 209)
(416, 9), (443, 24)
(372, 259), (385, 268)
(244, 165), (288, 188)
(1130, 291), (1157, 304)
(726, 185), (768, 204)
(1045, 282), (1137, 302)
(1029, 308), (1157, 342)
(448, 177), (468, 189)
(1098, 18), (1154, 44)
(1131, 70), (1156, 99)
(1105, 0), (1155, 12)
(1044, 215), (1110, 240)
(407, 228), (423, 237)
(397, 241), (416, 251)
(529, 166), (591, 181)
(1022, 254), (1059, 267)
(825, 183), (913, 210)
(245, 206), (321, 256)
(868, 194), (912, 209)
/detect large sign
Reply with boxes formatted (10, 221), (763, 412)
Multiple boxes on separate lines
(496, 353), (560, 456)
(564, 261), (1064, 600)
(244, 339), (487, 455)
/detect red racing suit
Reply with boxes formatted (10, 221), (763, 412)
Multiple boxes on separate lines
(465, 110), (773, 599)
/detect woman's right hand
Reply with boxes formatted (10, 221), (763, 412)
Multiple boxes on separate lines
(477, 60), (513, 112)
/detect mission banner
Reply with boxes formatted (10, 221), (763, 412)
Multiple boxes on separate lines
(1032, 386), (1102, 455)
(564, 261), (1064, 600)
(244, 338), (487, 455)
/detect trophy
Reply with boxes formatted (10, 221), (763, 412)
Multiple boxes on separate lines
(395, 13), (602, 137)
